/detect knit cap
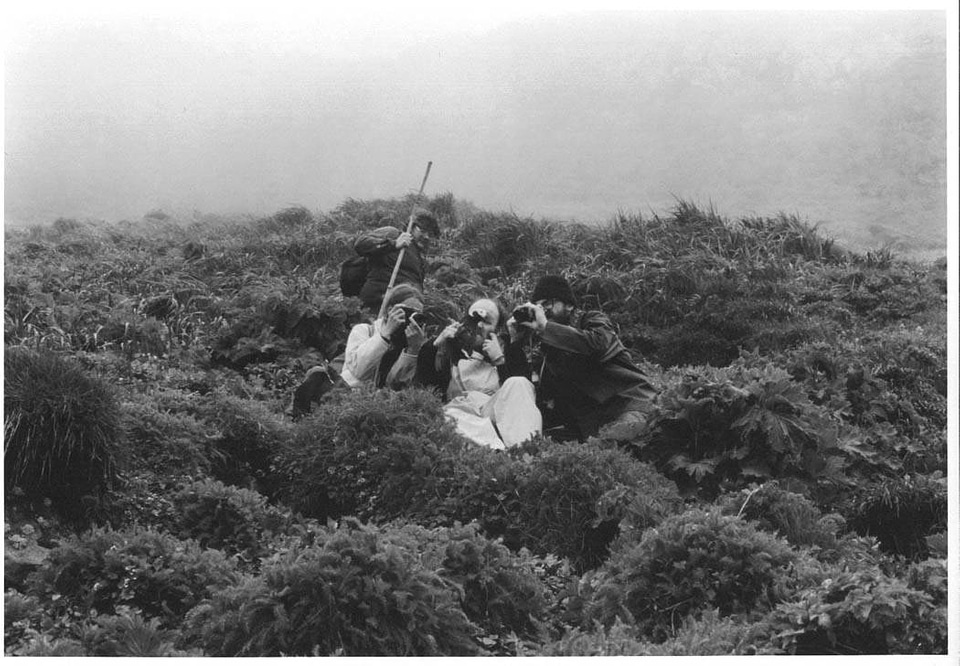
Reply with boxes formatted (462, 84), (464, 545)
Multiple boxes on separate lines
(531, 275), (577, 306)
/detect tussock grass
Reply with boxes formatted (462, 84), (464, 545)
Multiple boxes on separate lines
(4, 348), (121, 518)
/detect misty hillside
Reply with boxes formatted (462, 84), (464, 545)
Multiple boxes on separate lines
(4, 12), (947, 257)
(4, 194), (947, 655)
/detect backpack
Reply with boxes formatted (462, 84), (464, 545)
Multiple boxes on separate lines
(339, 255), (369, 297)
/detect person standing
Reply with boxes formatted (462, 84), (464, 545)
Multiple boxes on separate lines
(354, 209), (440, 314)
(507, 275), (656, 441)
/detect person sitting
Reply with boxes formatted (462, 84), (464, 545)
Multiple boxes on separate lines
(341, 284), (427, 389)
(289, 285), (427, 418)
(415, 298), (541, 450)
(506, 275), (656, 442)
(354, 209), (440, 315)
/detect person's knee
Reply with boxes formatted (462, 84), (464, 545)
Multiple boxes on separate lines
(501, 376), (535, 395)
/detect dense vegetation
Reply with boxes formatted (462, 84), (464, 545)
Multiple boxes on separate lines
(4, 194), (947, 655)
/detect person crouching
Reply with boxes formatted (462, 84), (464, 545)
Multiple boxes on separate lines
(507, 275), (656, 442)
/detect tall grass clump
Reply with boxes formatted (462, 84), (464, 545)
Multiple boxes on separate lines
(456, 212), (563, 274)
(330, 192), (462, 232)
(4, 347), (121, 517)
(845, 474), (947, 560)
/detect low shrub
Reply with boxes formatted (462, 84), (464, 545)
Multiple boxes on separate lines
(537, 619), (648, 656)
(168, 479), (293, 566)
(767, 566), (944, 654)
(539, 611), (779, 656)
(13, 606), (202, 657)
(634, 609), (779, 655)
(258, 293), (366, 360)
(6, 605), (202, 657)
(905, 558), (947, 607)
(79, 607), (204, 656)
(25, 526), (238, 626)
(431, 523), (550, 649)
(280, 401), (681, 574)
(6, 634), (87, 656)
(718, 481), (844, 552)
(119, 395), (213, 477)
(427, 443), (526, 540)
(89, 472), (182, 532)
(377, 521), (556, 654)
(837, 265), (936, 323)
(4, 590), (44, 650)
(514, 439), (683, 571)
(274, 386), (470, 521)
(585, 508), (811, 642)
(637, 361), (845, 498)
(4, 347), (121, 519)
(200, 391), (294, 497)
(184, 519), (482, 656)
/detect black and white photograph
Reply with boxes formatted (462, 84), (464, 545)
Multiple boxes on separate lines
(4, 1), (957, 659)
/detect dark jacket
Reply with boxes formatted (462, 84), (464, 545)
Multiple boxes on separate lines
(355, 226), (427, 311)
(505, 310), (656, 439)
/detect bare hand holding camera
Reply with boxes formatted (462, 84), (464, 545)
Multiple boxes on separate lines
(382, 305), (408, 338)
(404, 317), (426, 353)
(513, 303), (547, 334)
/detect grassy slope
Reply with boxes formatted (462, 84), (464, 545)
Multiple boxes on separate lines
(3, 196), (948, 654)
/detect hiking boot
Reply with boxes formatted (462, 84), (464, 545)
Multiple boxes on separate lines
(290, 365), (336, 419)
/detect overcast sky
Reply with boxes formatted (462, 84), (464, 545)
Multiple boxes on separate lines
(4, 2), (957, 253)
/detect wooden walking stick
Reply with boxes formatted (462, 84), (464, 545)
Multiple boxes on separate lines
(376, 160), (433, 320)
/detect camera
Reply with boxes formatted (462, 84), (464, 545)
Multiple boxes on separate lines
(512, 305), (536, 323)
(448, 310), (487, 359)
(399, 306), (425, 327)
(465, 310), (486, 326)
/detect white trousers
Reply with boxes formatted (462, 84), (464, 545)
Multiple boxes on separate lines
(444, 376), (542, 449)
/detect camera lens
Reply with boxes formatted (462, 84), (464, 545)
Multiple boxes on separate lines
(513, 306), (534, 323)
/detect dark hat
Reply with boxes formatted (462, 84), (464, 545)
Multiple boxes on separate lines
(531, 275), (577, 306)
(411, 208), (440, 237)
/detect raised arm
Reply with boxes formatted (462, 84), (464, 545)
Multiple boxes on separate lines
(539, 311), (625, 362)
(354, 226), (401, 257)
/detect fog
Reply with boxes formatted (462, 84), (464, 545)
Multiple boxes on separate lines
(4, 9), (949, 253)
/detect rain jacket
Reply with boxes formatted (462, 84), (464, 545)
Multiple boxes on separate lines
(354, 226), (427, 312)
(505, 310), (656, 439)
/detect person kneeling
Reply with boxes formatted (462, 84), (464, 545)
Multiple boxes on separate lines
(416, 298), (541, 450)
